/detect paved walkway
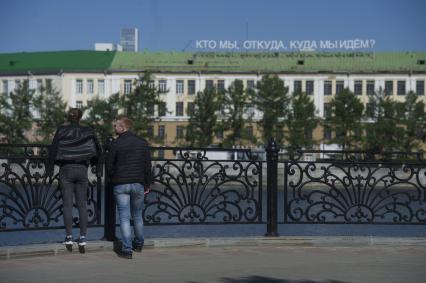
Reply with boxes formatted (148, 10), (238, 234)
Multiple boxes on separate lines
(1, 237), (426, 283)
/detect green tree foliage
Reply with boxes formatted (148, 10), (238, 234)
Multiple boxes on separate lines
(221, 79), (254, 147)
(363, 88), (404, 152)
(286, 90), (318, 152)
(325, 88), (364, 150)
(84, 93), (121, 144)
(120, 73), (166, 139)
(0, 80), (34, 143)
(252, 75), (289, 145)
(400, 91), (426, 151)
(186, 87), (221, 147)
(33, 83), (67, 143)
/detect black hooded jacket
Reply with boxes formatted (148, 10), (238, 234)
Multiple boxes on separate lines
(47, 123), (103, 177)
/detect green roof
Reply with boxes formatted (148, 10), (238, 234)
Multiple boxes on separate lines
(1, 50), (425, 75)
(0, 50), (115, 74)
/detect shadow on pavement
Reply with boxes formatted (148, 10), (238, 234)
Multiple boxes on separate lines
(189, 276), (349, 283)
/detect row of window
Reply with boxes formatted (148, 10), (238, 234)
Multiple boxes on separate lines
(146, 125), (254, 140)
(156, 79), (425, 96)
(75, 79), (105, 95)
(1, 79), (52, 94)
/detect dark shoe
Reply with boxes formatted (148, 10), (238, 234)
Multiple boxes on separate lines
(132, 240), (144, 252)
(113, 240), (132, 259)
(63, 236), (73, 252)
(116, 250), (132, 259)
(75, 236), (86, 254)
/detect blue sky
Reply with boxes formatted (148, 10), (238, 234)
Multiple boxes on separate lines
(1, 0), (425, 53)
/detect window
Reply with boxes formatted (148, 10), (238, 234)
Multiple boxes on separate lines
(2, 80), (8, 94)
(176, 126), (185, 139)
(87, 80), (94, 95)
(354, 80), (362, 96)
(416, 80), (424, 95)
(187, 102), (195, 115)
(158, 125), (165, 139)
(158, 103), (167, 116)
(215, 130), (223, 139)
(245, 126), (253, 139)
(158, 149), (165, 159)
(147, 104), (155, 116)
(366, 80), (375, 95)
(188, 80), (195, 95)
(217, 80), (225, 93)
(245, 103), (255, 117)
(124, 80), (132, 95)
(206, 80), (214, 91)
(397, 81), (406, 95)
(247, 80), (255, 90)
(36, 79), (43, 93)
(159, 80), (167, 92)
(335, 80), (344, 95)
(323, 127), (332, 140)
(149, 80), (155, 89)
(306, 80), (314, 95)
(293, 80), (302, 93)
(76, 100), (83, 109)
(46, 79), (52, 90)
(324, 80), (332, 95)
(385, 80), (393, 95)
(147, 126), (154, 137)
(324, 103), (332, 118)
(366, 103), (375, 118)
(98, 80), (105, 96)
(15, 79), (21, 89)
(76, 79), (83, 94)
(176, 80), (184, 94)
(176, 102), (184, 116)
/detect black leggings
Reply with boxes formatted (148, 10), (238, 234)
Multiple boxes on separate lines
(59, 164), (89, 236)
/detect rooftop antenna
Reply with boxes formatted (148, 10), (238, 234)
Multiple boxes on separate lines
(182, 40), (193, 52)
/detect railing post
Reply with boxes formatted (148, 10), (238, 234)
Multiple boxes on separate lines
(103, 136), (116, 241)
(265, 138), (279, 237)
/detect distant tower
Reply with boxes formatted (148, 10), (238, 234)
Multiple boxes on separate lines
(120, 28), (139, 52)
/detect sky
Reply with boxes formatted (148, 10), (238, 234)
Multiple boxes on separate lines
(1, 0), (425, 53)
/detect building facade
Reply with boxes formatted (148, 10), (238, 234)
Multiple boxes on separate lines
(0, 50), (425, 149)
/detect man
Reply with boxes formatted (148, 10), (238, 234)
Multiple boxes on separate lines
(48, 108), (103, 253)
(106, 115), (152, 259)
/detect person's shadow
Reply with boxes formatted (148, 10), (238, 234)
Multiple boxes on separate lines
(189, 277), (349, 283)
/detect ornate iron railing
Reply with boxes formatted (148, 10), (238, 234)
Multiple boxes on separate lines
(1, 143), (425, 236)
(283, 150), (426, 224)
(145, 147), (263, 224)
(0, 144), (102, 231)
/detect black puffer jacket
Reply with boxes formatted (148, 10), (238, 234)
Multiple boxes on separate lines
(47, 123), (103, 177)
(106, 131), (152, 187)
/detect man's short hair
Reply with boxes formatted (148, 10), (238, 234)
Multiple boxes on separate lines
(116, 115), (133, 130)
(68, 108), (83, 123)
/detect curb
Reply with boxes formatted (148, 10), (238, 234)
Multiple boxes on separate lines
(1, 236), (426, 260)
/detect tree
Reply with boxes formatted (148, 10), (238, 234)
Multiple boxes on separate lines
(84, 93), (121, 145)
(325, 88), (364, 150)
(186, 87), (221, 147)
(251, 75), (289, 145)
(286, 90), (318, 152)
(33, 83), (67, 143)
(363, 88), (404, 152)
(0, 80), (34, 144)
(120, 73), (166, 140)
(221, 79), (254, 147)
(400, 91), (426, 152)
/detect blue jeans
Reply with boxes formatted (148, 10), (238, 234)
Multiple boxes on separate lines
(113, 183), (145, 252)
